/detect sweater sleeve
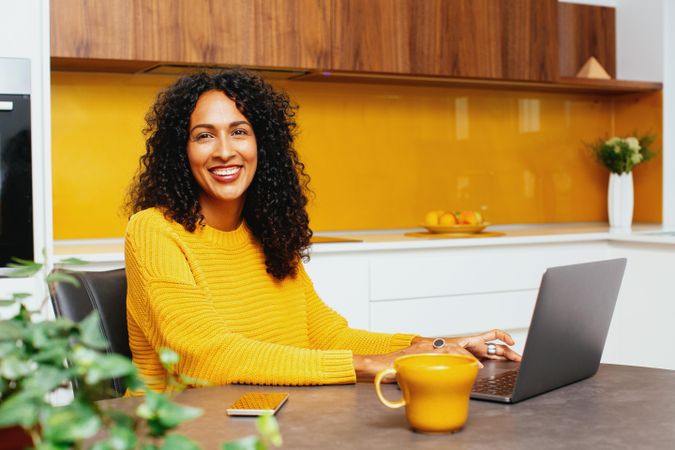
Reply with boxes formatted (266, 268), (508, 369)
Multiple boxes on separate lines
(300, 264), (417, 354)
(125, 212), (356, 387)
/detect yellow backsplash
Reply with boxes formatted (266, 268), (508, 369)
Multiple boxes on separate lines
(51, 72), (662, 239)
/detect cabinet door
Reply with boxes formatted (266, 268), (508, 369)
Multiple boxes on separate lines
(51, 0), (332, 70)
(558, 3), (616, 78)
(331, 0), (558, 81)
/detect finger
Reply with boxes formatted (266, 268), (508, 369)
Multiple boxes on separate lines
(501, 346), (522, 362)
(483, 344), (521, 362)
(480, 329), (515, 346)
(442, 345), (484, 368)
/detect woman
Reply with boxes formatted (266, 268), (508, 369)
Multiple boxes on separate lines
(125, 69), (520, 391)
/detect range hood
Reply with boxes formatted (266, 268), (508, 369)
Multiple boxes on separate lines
(142, 63), (311, 80)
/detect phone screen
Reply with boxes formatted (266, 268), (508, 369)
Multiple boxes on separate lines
(226, 392), (289, 416)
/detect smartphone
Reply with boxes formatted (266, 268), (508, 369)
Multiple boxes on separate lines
(225, 392), (289, 416)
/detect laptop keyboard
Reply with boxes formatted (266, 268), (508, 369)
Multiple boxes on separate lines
(472, 369), (519, 397)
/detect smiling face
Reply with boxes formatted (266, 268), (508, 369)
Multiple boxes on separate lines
(187, 90), (257, 228)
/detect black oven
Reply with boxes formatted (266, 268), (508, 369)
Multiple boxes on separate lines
(0, 62), (33, 267)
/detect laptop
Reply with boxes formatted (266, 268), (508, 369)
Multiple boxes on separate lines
(471, 258), (627, 404)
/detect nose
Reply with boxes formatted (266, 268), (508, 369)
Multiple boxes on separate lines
(213, 134), (235, 160)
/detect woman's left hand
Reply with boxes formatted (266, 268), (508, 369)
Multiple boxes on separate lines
(414, 329), (522, 362)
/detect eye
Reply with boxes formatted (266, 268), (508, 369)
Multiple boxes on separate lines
(232, 128), (249, 136)
(195, 132), (213, 141)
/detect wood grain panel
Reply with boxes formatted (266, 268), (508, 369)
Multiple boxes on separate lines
(558, 2), (616, 78)
(50, 0), (137, 60)
(332, 0), (557, 81)
(501, 0), (559, 81)
(51, 0), (332, 70)
(331, 0), (411, 73)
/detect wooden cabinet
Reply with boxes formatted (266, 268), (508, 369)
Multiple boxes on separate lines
(52, 0), (556, 81)
(51, 0), (658, 93)
(51, 0), (332, 70)
(331, 0), (558, 81)
(558, 2), (616, 78)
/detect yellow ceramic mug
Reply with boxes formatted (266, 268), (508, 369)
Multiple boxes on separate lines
(374, 353), (480, 433)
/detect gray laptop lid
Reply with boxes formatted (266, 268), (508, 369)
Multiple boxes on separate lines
(508, 258), (627, 402)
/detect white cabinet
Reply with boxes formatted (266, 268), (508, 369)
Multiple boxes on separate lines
(602, 242), (675, 370)
(303, 253), (370, 330)
(308, 241), (610, 356)
(307, 238), (675, 369)
(55, 230), (675, 370)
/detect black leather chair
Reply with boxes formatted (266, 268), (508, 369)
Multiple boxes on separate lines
(48, 268), (130, 398)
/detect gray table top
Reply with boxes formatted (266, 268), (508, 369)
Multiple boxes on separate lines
(103, 364), (675, 449)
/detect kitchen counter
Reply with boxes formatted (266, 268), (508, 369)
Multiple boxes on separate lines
(99, 364), (675, 450)
(52, 224), (675, 370)
(53, 222), (675, 264)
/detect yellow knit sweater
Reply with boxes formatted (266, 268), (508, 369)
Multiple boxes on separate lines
(125, 208), (415, 391)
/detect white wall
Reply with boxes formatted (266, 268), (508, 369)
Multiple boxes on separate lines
(662, 0), (675, 226)
(560, 0), (617, 6)
(616, 0), (663, 82)
(561, 0), (671, 226)
(0, 0), (53, 314)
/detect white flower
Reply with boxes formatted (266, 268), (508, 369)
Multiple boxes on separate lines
(631, 152), (643, 164)
(626, 137), (641, 152)
(613, 145), (621, 154)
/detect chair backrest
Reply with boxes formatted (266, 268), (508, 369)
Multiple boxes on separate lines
(48, 268), (130, 397)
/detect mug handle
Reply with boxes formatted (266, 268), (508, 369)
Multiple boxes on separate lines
(374, 368), (406, 409)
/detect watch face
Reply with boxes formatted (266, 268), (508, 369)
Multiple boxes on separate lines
(432, 338), (445, 349)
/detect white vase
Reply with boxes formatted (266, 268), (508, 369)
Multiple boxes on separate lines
(607, 172), (634, 231)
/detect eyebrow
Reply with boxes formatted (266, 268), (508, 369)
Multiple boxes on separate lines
(190, 120), (251, 133)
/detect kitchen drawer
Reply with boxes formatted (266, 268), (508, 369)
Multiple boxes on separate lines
(369, 243), (608, 301)
(370, 289), (537, 338)
(304, 254), (370, 330)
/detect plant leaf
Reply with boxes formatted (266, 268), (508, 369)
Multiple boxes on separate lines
(141, 445), (160, 450)
(0, 341), (18, 358)
(78, 312), (109, 350)
(34, 441), (73, 450)
(23, 366), (71, 394)
(89, 441), (114, 450)
(32, 340), (69, 364)
(159, 348), (180, 369)
(0, 292), (31, 307)
(46, 272), (81, 287)
(107, 424), (138, 450)
(156, 399), (203, 429)
(0, 320), (24, 340)
(178, 374), (209, 388)
(256, 414), (282, 447)
(160, 434), (201, 450)
(84, 354), (136, 385)
(42, 401), (102, 443)
(0, 390), (42, 428)
(59, 257), (88, 266)
(1, 355), (34, 380)
(221, 436), (263, 450)
(6, 258), (43, 278)
(105, 409), (136, 429)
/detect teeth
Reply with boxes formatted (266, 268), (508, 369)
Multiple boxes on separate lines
(212, 167), (240, 176)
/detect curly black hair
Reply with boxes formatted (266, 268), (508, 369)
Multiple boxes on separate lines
(126, 69), (312, 280)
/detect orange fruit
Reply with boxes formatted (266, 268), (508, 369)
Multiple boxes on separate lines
(439, 212), (458, 226)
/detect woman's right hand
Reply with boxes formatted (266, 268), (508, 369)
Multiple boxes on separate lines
(353, 339), (479, 383)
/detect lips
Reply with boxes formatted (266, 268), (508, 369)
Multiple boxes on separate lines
(208, 165), (242, 182)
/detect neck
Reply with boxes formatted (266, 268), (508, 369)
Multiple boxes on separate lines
(198, 195), (245, 231)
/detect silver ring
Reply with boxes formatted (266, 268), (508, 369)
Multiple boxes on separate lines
(486, 343), (497, 355)
(432, 338), (446, 349)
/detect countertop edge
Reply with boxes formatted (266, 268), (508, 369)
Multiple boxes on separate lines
(52, 224), (675, 264)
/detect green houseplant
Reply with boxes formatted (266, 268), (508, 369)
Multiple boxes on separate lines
(590, 133), (657, 230)
(0, 259), (281, 450)
(590, 134), (655, 175)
